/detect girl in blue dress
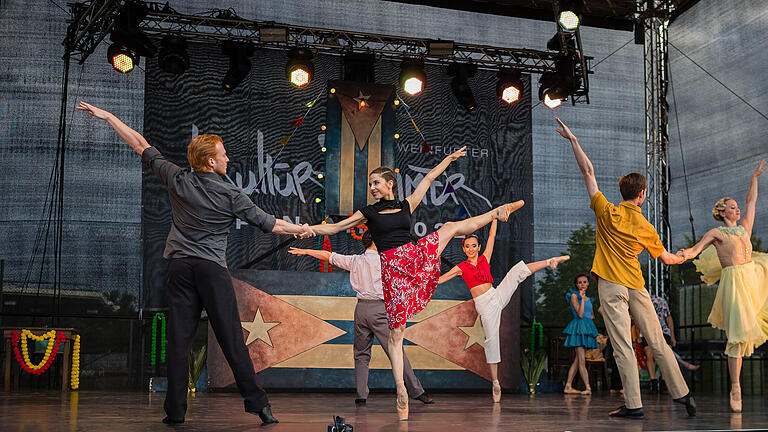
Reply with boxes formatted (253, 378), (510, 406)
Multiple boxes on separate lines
(563, 273), (599, 394)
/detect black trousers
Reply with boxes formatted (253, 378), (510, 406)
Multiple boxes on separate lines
(163, 257), (269, 420)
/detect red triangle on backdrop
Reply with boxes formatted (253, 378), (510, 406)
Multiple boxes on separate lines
(207, 278), (345, 388)
(403, 300), (492, 382)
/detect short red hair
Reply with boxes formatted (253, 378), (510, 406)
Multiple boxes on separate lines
(187, 134), (222, 171)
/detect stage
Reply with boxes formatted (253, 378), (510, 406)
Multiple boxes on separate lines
(2, 391), (767, 431)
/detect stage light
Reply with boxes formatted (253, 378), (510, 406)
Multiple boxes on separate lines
(221, 40), (254, 91)
(557, 0), (582, 31)
(399, 59), (426, 96)
(107, 43), (138, 73)
(286, 48), (314, 88)
(344, 53), (375, 83)
(543, 94), (563, 109)
(448, 63), (477, 112)
(109, 2), (156, 58)
(158, 36), (189, 75)
(538, 56), (577, 109)
(496, 69), (524, 104)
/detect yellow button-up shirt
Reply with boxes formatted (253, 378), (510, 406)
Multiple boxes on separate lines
(590, 191), (665, 290)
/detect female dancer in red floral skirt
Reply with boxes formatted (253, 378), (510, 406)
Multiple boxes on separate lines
(305, 146), (523, 420)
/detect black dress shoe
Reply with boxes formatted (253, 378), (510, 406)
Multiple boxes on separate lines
(673, 393), (697, 417)
(355, 398), (367, 405)
(608, 405), (644, 418)
(162, 417), (184, 425)
(250, 404), (279, 425)
(415, 392), (434, 404)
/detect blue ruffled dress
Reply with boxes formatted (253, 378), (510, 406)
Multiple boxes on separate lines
(563, 289), (599, 349)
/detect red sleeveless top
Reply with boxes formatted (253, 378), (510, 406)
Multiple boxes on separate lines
(457, 255), (494, 289)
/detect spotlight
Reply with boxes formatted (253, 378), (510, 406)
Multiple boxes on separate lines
(538, 56), (577, 109)
(221, 40), (254, 91)
(109, 2), (156, 58)
(286, 48), (314, 88)
(344, 53), (375, 83)
(448, 63), (477, 112)
(107, 43), (138, 73)
(557, 0), (582, 31)
(496, 69), (524, 104)
(158, 35), (189, 75)
(399, 59), (426, 96)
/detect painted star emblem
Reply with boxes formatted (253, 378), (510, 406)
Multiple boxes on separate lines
(353, 90), (370, 109)
(241, 308), (280, 347)
(458, 315), (485, 350)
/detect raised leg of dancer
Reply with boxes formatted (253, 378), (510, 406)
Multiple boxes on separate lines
(435, 201), (524, 255)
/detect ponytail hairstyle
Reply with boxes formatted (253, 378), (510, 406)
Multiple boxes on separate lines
(369, 166), (397, 195)
(712, 197), (734, 222)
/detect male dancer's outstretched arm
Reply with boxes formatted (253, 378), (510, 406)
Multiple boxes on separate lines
(555, 117), (598, 199)
(78, 101), (314, 238)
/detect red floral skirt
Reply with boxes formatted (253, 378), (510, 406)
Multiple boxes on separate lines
(379, 231), (441, 329)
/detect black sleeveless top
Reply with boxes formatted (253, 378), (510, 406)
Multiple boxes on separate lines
(359, 199), (415, 253)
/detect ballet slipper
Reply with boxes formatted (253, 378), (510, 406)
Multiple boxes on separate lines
(564, 385), (581, 394)
(686, 363), (700, 371)
(492, 380), (502, 403)
(547, 255), (570, 269)
(396, 382), (409, 421)
(495, 200), (524, 222)
(581, 386), (592, 395)
(730, 385), (742, 413)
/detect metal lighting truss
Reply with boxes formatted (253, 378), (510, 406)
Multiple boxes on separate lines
(65, 1), (592, 102)
(637, 0), (674, 298)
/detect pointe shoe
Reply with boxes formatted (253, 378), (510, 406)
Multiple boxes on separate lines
(547, 255), (570, 269)
(581, 386), (592, 395)
(492, 380), (502, 403)
(564, 385), (581, 394)
(730, 386), (742, 413)
(396, 383), (409, 421)
(495, 200), (524, 222)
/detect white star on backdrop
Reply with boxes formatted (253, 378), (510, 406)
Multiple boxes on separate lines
(241, 308), (280, 347)
(458, 316), (485, 350)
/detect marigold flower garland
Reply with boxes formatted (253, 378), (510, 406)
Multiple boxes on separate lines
(70, 334), (81, 390)
(12, 329), (66, 375)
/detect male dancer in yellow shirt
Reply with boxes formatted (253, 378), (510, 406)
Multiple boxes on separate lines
(555, 118), (695, 418)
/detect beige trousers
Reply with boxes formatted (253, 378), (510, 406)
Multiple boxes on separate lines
(597, 277), (688, 409)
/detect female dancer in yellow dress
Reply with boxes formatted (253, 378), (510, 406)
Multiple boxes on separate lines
(678, 160), (767, 412)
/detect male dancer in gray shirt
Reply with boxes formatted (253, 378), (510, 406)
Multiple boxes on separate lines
(78, 101), (314, 425)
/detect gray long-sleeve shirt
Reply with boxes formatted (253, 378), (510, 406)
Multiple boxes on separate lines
(142, 146), (276, 268)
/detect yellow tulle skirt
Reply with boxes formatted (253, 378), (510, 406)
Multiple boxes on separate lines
(694, 247), (768, 357)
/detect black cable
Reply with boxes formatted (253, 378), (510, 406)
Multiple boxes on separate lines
(669, 42), (768, 123)
(668, 66), (696, 242)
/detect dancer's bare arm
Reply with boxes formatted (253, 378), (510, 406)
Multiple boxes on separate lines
(301, 211), (366, 238)
(555, 118), (598, 199)
(288, 247), (331, 262)
(570, 293), (585, 318)
(741, 160), (766, 235)
(677, 228), (720, 261)
(272, 220), (316, 237)
(77, 101), (150, 155)
(482, 219), (498, 263)
(406, 146), (467, 212)
(437, 266), (462, 284)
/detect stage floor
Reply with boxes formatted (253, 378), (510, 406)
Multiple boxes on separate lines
(2, 390), (767, 431)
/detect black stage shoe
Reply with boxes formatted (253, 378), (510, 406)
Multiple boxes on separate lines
(355, 398), (367, 405)
(673, 393), (697, 417)
(649, 378), (659, 394)
(659, 379), (669, 395)
(608, 405), (644, 418)
(249, 404), (279, 425)
(162, 417), (184, 425)
(415, 392), (435, 404)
